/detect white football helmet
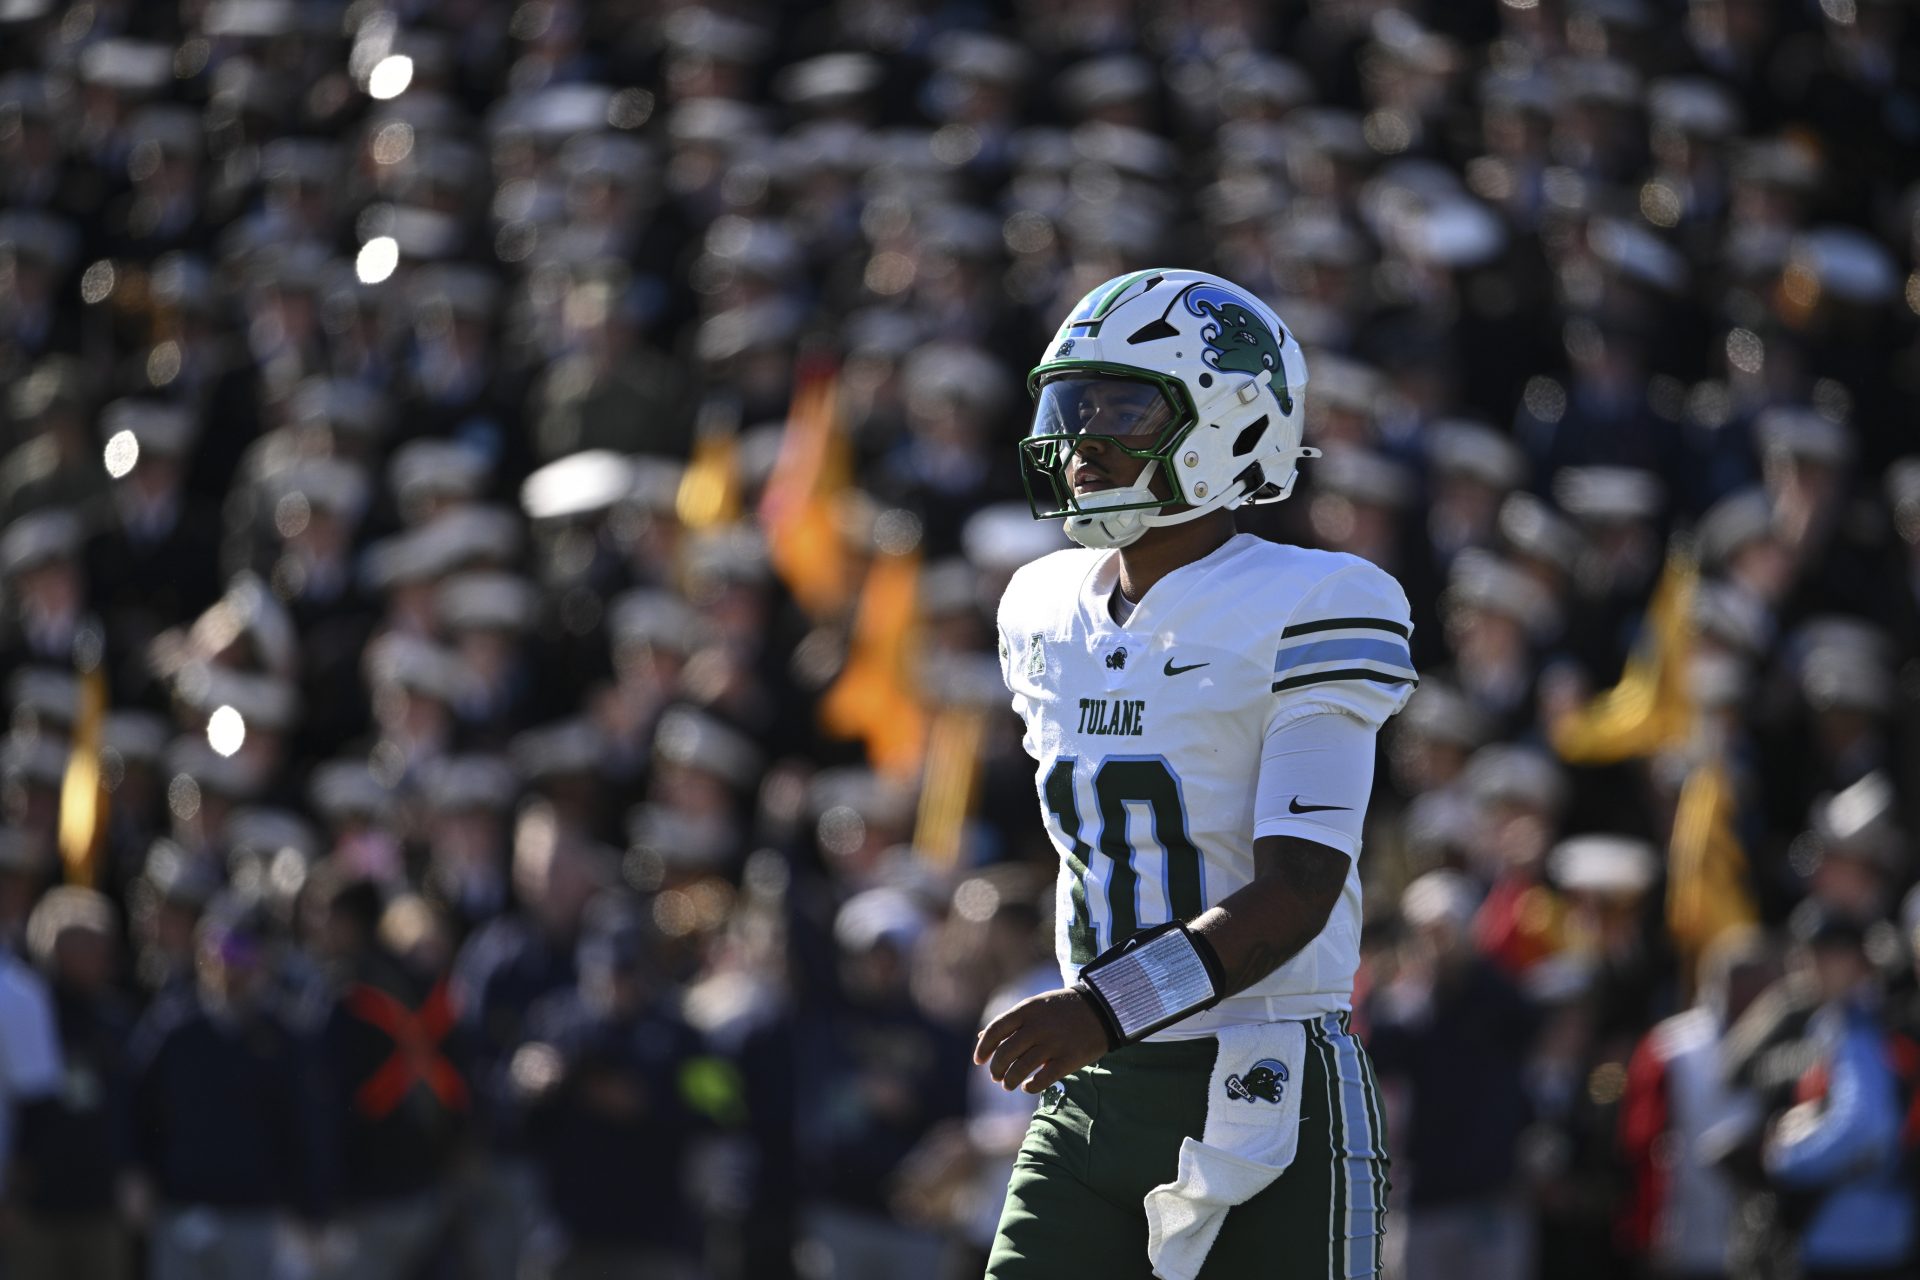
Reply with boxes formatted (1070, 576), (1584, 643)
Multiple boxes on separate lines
(1020, 268), (1316, 549)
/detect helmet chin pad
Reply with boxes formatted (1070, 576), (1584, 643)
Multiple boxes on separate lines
(1064, 509), (1149, 549)
(1060, 469), (1158, 548)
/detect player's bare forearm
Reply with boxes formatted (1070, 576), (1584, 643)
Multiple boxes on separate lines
(1189, 835), (1350, 996)
(977, 836), (1349, 1093)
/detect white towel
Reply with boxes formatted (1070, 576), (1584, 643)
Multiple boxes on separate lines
(1144, 1021), (1307, 1280)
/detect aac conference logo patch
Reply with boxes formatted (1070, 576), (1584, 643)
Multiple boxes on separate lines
(1224, 1058), (1289, 1105)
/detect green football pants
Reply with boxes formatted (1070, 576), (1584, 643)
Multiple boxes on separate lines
(986, 1013), (1390, 1280)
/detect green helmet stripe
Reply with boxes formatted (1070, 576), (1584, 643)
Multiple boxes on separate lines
(1090, 264), (1175, 320)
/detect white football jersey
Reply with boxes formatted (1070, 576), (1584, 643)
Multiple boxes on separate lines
(996, 533), (1416, 1034)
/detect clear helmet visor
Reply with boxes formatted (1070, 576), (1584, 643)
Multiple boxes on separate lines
(1027, 373), (1184, 451)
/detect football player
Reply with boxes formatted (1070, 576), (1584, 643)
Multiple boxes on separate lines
(977, 269), (1414, 1279)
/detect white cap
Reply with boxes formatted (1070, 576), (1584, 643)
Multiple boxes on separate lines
(1401, 869), (1480, 933)
(1550, 835), (1658, 896)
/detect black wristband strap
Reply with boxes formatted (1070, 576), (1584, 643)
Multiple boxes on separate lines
(1075, 921), (1226, 1045)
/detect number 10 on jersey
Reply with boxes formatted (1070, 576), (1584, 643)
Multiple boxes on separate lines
(1041, 756), (1205, 964)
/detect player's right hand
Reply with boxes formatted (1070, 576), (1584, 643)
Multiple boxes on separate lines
(974, 986), (1110, 1094)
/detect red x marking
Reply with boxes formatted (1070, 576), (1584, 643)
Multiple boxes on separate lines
(343, 978), (470, 1118)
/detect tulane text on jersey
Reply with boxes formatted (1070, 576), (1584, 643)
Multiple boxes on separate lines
(1076, 697), (1146, 736)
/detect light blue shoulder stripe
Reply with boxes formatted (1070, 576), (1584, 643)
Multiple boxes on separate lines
(1273, 637), (1413, 675)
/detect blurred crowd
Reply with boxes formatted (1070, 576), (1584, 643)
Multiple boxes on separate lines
(0, 0), (1918, 1278)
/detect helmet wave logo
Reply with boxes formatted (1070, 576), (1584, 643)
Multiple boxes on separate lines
(1182, 283), (1285, 379)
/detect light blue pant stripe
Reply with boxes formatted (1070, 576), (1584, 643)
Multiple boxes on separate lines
(1324, 1013), (1383, 1279)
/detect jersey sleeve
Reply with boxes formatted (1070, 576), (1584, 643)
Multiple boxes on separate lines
(1267, 562), (1418, 732)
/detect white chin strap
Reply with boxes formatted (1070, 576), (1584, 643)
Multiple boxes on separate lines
(1062, 474), (1246, 550)
(1064, 508), (1150, 549)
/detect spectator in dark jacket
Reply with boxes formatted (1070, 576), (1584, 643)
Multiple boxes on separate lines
(449, 802), (601, 1280)
(129, 898), (334, 1280)
(517, 896), (724, 1279)
(1369, 869), (1543, 1280)
(306, 866), (470, 1280)
(9, 888), (134, 1280)
(793, 887), (970, 1280)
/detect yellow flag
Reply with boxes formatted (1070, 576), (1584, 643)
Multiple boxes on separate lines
(677, 402), (743, 530)
(1667, 754), (1758, 963)
(58, 662), (109, 888)
(759, 363), (853, 617)
(819, 547), (927, 779)
(913, 707), (987, 868)
(1550, 550), (1697, 764)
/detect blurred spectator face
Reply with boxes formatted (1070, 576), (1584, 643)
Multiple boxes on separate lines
(1479, 798), (1554, 878)
(840, 936), (910, 1003)
(580, 933), (652, 1018)
(0, 248), (56, 327)
(1690, 0), (1775, 57)
(1721, 953), (1777, 1023)
(614, 638), (688, 705)
(1811, 705), (1878, 764)
(1810, 849), (1889, 922)
(259, 280), (319, 353)
(375, 684), (452, 754)
(1406, 908), (1470, 975)
(1446, 602), (1528, 677)
(1309, 493), (1400, 565)
(454, 627), (519, 696)
(0, 863), (39, 939)
(1390, 728), (1472, 795)
(0, 104), (58, 185)
(266, 173), (332, 240)
(9, 773), (62, 845)
(1306, 401), (1373, 452)
(1563, 886), (1644, 956)
(1584, 516), (1659, 592)
(1430, 474), (1505, 554)
(197, 925), (268, 1010)
(14, 556), (83, 627)
(116, 446), (185, 514)
(1806, 937), (1874, 1006)
(142, 895), (202, 982)
(381, 894), (454, 975)
(387, 578), (440, 637)
(1729, 175), (1804, 240)
(512, 805), (598, 936)
(1726, 530), (1795, 603)
(52, 920), (115, 994)
(1762, 454), (1842, 550)
(129, 136), (198, 208)
(649, 760), (735, 822)
(430, 806), (505, 905)
(1484, 102), (1551, 164)
(686, 577), (768, 651)
(1565, 321), (1644, 398)
(817, 806), (908, 887)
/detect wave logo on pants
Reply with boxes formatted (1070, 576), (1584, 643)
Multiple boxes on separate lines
(1224, 1058), (1288, 1104)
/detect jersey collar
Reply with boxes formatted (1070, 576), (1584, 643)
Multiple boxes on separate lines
(1077, 533), (1257, 637)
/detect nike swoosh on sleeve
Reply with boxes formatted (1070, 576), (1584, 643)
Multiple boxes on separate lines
(1287, 797), (1351, 814)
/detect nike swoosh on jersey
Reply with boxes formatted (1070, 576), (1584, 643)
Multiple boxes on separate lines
(1287, 797), (1350, 814)
(1163, 658), (1210, 676)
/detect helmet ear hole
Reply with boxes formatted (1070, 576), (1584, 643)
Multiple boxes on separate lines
(1231, 416), (1269, 457)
